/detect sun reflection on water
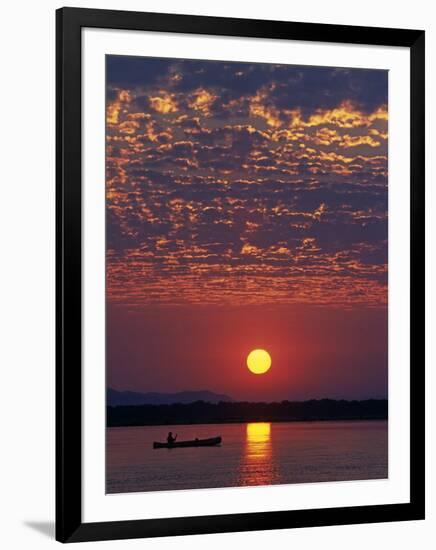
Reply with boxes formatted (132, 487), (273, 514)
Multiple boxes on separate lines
(239, 422), (277, 486)
(247, 422), (271, 446)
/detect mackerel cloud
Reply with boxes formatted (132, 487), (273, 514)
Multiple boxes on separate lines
(106, 56), (388, 308)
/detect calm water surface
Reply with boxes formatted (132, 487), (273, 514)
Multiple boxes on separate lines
(106, 420), (387, 493)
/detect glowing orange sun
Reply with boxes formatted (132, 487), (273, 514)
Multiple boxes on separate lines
(246, 349), (272, 375)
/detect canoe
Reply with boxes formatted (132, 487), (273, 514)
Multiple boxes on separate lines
(153, 436), (222, 449)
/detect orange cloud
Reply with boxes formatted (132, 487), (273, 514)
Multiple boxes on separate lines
(289, 101), (388, 129)
(118, 121), (140, 135)
(107, 89), (131, 125)
(340, 134), (381, 148)
(188, 88), (217, 116)
(250, 88), (282, 128)
(149, 92), (178, 114)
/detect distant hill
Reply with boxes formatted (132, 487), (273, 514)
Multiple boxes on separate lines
(107, 388), (234, 406)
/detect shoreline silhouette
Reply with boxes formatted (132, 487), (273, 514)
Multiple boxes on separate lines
(107, 398), (388, 427)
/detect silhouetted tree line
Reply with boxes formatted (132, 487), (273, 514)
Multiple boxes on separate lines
(107, 399), (388, 427)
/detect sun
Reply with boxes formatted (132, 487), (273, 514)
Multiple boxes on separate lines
(247, 349), (272, 375)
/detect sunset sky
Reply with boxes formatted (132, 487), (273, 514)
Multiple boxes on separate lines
(106, 56), (388, 401)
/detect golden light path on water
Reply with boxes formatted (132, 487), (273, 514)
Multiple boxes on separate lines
(247, 422), (271, 444)
(239, 422), (276, 486)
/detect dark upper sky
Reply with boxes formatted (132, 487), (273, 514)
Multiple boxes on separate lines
(106, 56), (388, 400)
(107, 56), (387, 113)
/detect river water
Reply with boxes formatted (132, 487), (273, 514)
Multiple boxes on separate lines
(106, 420), (388, 494)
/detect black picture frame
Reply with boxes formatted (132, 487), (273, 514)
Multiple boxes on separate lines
(56, 7), (425, 543)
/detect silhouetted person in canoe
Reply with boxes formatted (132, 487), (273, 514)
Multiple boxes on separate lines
(167, 432), (177, 445)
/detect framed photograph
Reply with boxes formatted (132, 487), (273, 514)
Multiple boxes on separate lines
(56, 7), (425, 543)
